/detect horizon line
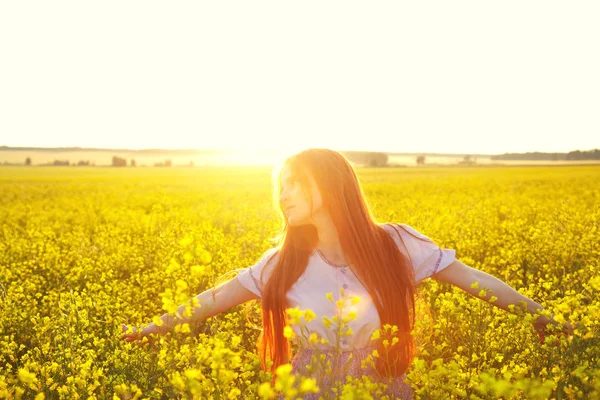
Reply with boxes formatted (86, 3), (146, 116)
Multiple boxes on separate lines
(1, 145), (597, 157)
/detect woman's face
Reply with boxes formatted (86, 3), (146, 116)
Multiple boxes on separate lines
(279, 165), (323, 226)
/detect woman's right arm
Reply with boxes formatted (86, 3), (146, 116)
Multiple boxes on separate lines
(122, 276), (259, 342)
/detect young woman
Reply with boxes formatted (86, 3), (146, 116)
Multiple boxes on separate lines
(122, 148), (573, 399)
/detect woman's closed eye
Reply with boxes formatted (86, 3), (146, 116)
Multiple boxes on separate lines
(282, 179), (299, 193)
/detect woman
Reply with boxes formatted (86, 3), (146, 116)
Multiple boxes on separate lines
(122, 148), (573, 399)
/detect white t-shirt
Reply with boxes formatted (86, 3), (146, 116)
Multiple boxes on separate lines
(236, 223), (456, 350)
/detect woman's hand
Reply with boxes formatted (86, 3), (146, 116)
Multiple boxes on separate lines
(533, 318), (574, 346)
(121, 323), (159, 345)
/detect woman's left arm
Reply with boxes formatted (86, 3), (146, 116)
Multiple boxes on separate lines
(432, 259), (574, 337)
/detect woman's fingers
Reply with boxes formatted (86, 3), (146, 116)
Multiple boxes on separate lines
(121, 324), (142, 341)
(121, 324), (136, 338)
(535, 322), (576, 347)
(121, 323), (153, 345)
(536, 328), (548, 345)
(563, 321), (575, 336)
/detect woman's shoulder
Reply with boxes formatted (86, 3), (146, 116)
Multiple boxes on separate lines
(379, 222), (431, 241)
(258, 246), (280, 266)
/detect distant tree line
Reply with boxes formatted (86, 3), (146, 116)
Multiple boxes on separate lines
(53, 160), (70, 166)
(415, 155), (478, 166)
(21, 157), (95, 166)
(18, 156), (185, 167)
(154, 159), (172, 167)
(112, 156), (127, 167)
(491, 149), (600, 161)
(457, 155), (477, 165)
(111, 156), (139, 167)
(342, 151), (388, 167)
(564, 149), (600, 160)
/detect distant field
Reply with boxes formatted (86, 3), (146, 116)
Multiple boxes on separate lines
(0, 165), (598, 398)
(2, 149), (599, 167)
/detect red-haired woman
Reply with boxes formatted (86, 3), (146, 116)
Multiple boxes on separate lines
(123, 148), (573, 399)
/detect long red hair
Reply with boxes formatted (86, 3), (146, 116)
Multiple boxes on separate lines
(256, 148), (417, 380)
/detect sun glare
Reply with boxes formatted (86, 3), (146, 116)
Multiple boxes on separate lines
(216, 144), (308, 167)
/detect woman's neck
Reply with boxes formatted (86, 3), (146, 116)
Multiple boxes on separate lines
(313, 214), (346, 263)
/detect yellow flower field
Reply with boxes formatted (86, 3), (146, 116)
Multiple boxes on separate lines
(0, 165), (598, 399)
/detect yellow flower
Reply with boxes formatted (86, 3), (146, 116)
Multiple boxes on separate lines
(303, 309), (317, 323)
(179, 236), (193, 247)
(184, 369), (203, 380)
(553, 313), (566, 324)
(283, 326), (295, 339)
(489, 296), (498, 303)
(180, 323), (191, 334)
(309, 333), (319, 344)
(299, 378), (319, 394)
(175, 279), (188, 291)
(351, 296), (361, 305)
(323, 316), (333, 328)
(370, 329), (381, 341)
(326, 292), (334, 302)
(18, 368), (38, 385)
(275, 363), (293, 377)
(190, 265), (205, 277)
(478, 289), (487, 297)
(556, 303), (571, 313)
(258, 382), (275, 398)
(286, 307), (301, 325)
(470, 281), (479, 289)
(343, 311), (357, 323)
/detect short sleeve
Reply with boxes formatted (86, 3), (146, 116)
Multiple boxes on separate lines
(236, 247), (279, 298)
(383, 223), (456, 284)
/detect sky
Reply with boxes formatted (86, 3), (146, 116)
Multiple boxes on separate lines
(0, 1), (598, 155)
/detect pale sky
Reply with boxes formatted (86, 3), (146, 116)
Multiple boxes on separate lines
(0, 1), (598, 155)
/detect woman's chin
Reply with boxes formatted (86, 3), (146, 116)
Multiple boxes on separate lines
(287, 218), (298, 226)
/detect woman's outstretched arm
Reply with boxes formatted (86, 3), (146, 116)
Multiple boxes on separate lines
(432, 259), (574, 336)
(122, 275), (259, 342)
